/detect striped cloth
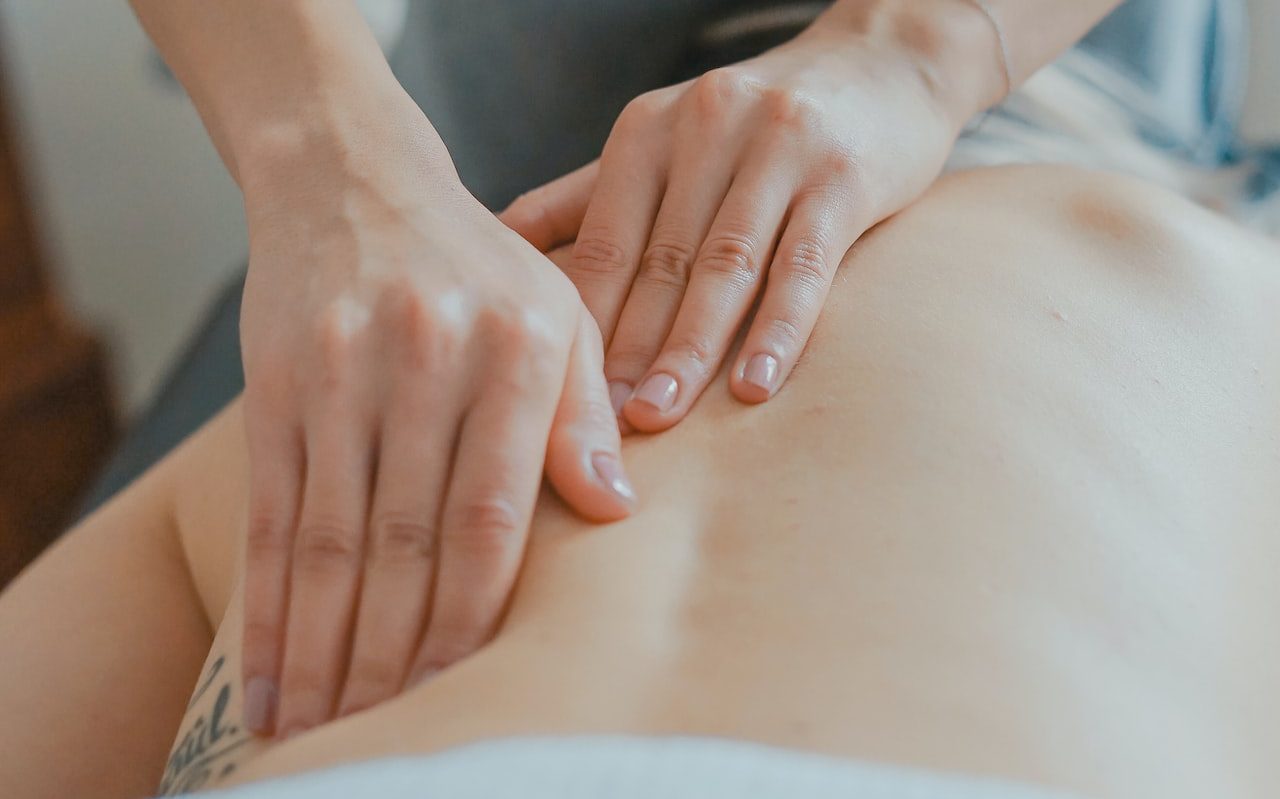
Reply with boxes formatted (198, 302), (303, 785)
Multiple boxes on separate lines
(690, 0), (1280, 237)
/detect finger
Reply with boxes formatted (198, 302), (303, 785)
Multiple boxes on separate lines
(240, 397), (304, 737)
(732, 189), (862, 404)
(546, 244), (576, 272)
(566, 99), (668, 343)
(408, 332), (564, 682)
(335, 382), (462, 718)
(624, 163), (795, 432)
(274, 406), (374, 739)
(545, 311), (636, 521)
(602, 131), (736, 421)
(499, 161), (599, 252)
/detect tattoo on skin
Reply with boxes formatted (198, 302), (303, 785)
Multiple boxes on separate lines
(158, 655), (251, 795)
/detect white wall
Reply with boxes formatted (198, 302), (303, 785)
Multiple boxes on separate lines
(0, 0), (1274, 416)
(0, 1), (406, 415)
(0, 0), (246, 413)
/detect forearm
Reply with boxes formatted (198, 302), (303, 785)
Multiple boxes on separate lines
(128, 0), (450, 192)
(812, 0), (1124, 129)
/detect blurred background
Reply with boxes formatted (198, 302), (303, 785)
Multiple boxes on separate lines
(0, 0), (1276, 585)
(0, 1), (411, 584)
(0, 0), (410, 415)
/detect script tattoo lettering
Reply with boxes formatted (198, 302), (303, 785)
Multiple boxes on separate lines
(158, 656), (250, 795)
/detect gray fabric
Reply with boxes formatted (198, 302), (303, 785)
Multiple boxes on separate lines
(388, 0), (742, 209)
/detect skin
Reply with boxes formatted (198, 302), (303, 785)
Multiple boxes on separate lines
(2, 165), (1277, 799)
(129, 0), (1123, 743)
(501, 0), (1122, 429)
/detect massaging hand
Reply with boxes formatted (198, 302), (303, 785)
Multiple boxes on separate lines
(237, 113), (635, 740)
(501, 22), (961, 428)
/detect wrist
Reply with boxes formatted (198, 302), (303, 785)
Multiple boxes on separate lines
(234, 86), (462, 212)
(177, 11), (456, 194)
(807, 0), (1009, 132)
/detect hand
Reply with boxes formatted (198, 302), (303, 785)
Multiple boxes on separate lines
(236, 107), (635, 739)
(501, 21), (961, 431)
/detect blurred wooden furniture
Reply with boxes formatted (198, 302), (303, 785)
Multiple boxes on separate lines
(0, 64), (116, 589)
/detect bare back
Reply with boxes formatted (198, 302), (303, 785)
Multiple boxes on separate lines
(159, 165), (1280, 798)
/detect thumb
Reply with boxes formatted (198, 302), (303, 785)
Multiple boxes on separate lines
(544, 310), (636, 522)
(500, 161), (599, 252)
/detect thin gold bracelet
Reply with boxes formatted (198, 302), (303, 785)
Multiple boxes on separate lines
(964, 0), (1014, 101)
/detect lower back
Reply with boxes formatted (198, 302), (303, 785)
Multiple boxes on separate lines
(229, 167), (1280, 797)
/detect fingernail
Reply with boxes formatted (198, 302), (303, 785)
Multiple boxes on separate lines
(632, 373), (678, 412)
(608, 381), (632, 417)
(592, 452), (636, 504)
(244, 677), (278, 736)
(743, 353), (779, 395)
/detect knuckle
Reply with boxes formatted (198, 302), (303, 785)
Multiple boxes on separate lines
(294, 520), (362, 572)
(478, 304), (522, 345)
(387, 286), (431, 340)
(638, 239), (697, 288)
(383, 294), (438, 370)
(427, 308), (470, 355)
(814, 147), (865, 189)
(482, 304), (559, 355)
(764, 87), (820, 128)
(666, 332), (718, 372)
(314, 303), (361, 381)
(780, 238), (830, 287)
(615, 94), (664, 138)
(697, 234), (762, 286)
(446, 495), (525, 561)
(692, 68), (759, 116)
(570, 236), (628, 278)
(517, 309), (561, 352)
(620, 92), (665, 123)
(576, 398), (620, 436)
(379, 285), (473, 365)
(369, 514), (437, 564)
(582, 391), (624, 433)
(762, 315), (806, 352)
(246, 512), (291, 558)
